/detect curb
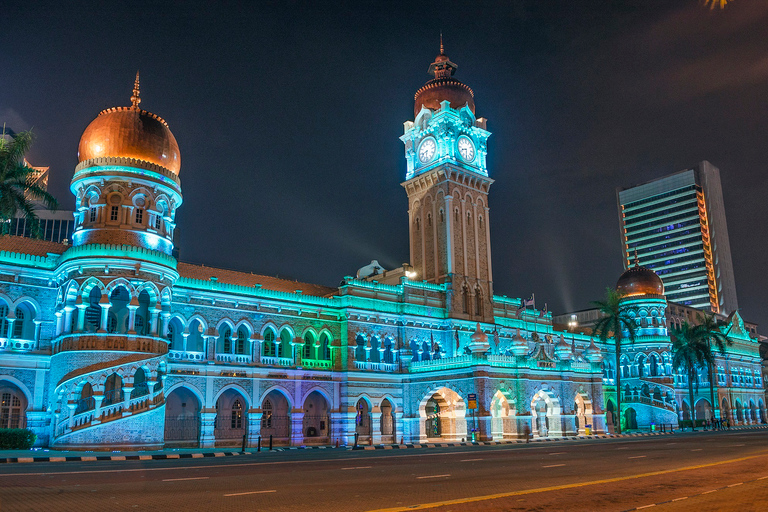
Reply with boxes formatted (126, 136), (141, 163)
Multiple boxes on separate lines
(0, 450), (245, 464)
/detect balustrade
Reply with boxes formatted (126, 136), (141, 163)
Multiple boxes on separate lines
(215, 353), (252, 364)
(168, 349), (205, 361)
(353, 360), (398, 372)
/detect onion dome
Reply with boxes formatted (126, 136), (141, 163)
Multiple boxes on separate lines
(414, 41), (475, 117)
(77, 72), (181, 175)
(510, 328), (528, 356)
(468, 322), (490, 355)
(616, 258), (664, 297)
(554, 334), (571, 361)
(585, 338), (603, 363)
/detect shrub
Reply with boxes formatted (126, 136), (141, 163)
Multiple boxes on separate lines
(0, 428), (36, 449)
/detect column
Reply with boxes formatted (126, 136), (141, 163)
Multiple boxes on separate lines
(63, 306), (74, 334)
(247, 410), (262, 447)
(92, 394), (105, 424)
(200, 410), (216, 448)
(371, 411), (383, 445)
(55, 310), (64, 337)
(127, 302), (138, 334)
(290, 409), (304, 446)
(99, 302), (111, 333)
(122, 386), (134, 415)
(149, 307), (161, 336)
(33, 320), (42, 349)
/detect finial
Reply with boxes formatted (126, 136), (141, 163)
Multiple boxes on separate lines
(130, 71), (141, 108)
(633, 248), (639, 267)
(440, 32), (445, 55)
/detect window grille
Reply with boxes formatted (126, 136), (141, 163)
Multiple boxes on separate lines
(135, 208), (143, 224)
(89, 208), (97, 223)
(110, 206), (119, 222)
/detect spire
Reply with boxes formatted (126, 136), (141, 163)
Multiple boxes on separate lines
(130, 71), (141, 108)
(633, 248), (639, 267)
(440, 32), (445, 55)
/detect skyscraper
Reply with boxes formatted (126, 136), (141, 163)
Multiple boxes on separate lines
(616, 161), (738, 315)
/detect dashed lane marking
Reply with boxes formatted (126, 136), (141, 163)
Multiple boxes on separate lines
(672, 497), (688, 501)
(460, 459), (483, 462)
(701, 489), (717, 494)
(224, 490), (276, 497)
(636, 505), (656, 509)
(628, 456), (646, 459)
(691, 449), (702, 451)
(363, 452), (768, 512)
(342, 466), (372, 470)
(162, 477), (209, 482)
(542, 464), (566, 468)
(548, 452), (566, 455)
(727, 482), (743, 487)
(417, 474), (451, 479)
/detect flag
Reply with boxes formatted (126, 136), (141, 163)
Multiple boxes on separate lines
(539, 303), (548, 318)
(522, 297), (534, 307)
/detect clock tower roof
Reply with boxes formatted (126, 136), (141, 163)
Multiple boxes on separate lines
(414, 44), (475, 117)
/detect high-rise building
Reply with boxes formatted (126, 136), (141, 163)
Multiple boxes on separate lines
(616, 161), (738, 315)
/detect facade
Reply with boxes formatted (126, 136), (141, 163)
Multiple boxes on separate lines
(0, 54), (763, 451)
(616, 161), (738, 315)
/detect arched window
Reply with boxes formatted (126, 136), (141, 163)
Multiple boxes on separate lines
(236, 328), (247, 355)
(467, 211), (472, 225)
(439, 209), (444, 223)
(12, 310), (24, 339)
(221, 327), (232, 353)
(132, 368), (149, 399)
(84, 288), (102, 333)
(263, 328), (276, 357)
(0, 390), (24, 428)
(75, 383), (95, 414)
(167, 322), (175, 345)
(475, 287), (483, 316)
(415, 217), (420, 231)
(262, 399), (273, 428)
(134, 315), (145, 336)
(355, 335), (366, 362)
(279, 329), (292, 358)
(455, 208), (460, 222)
(320, 333), (331, 360)
(0, 303), (8, 337)
(303, 333), (314, 359)
(103, 374), (123, 406)
(462, 286), (470, 314)
(231, 399), (243, 429)
(109, 287), (130, 334)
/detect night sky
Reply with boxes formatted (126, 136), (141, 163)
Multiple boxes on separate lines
(3, 1), (767, 329)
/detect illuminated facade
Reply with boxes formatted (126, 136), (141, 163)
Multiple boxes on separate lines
(0, 54), (763, 450)
(617, 162), (738, 315)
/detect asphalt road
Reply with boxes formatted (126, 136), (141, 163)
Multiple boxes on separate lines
(1, 431), (767, 512)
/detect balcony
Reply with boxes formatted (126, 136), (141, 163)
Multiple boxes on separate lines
(215, 353), (252, 364)
(301, 359), (333, 370)
(260, 356), (293, 367)
(354, 360), (399, 372)
(0, 337), (37, 352)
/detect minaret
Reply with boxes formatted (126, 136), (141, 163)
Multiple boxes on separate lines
(400, 46), (494, 322)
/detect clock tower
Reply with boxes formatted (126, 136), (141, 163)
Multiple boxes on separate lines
(401, 46), (494, 322)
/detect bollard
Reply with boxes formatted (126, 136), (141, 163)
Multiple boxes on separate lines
(241, 433), (247, 453)
(258, 436), (261, 452)
(354, 432), (359, 448)
(269, 434), (273, 451)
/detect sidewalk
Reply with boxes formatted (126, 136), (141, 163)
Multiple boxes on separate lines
(2, 425), (765, 464)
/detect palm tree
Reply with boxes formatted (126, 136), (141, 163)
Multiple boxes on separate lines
(0, 128), (58, 237)
(670, 321), (712, 430)
(695, 313), (732, 423)
(592, 287), (637, 434)
(704, 0), (732, 9)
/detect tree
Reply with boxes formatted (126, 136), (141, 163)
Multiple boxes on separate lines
(592, 287), (637, 434)
(670, 321), (712, 430)
(0, 128), (58, 237)
(696, 313), (732, 422)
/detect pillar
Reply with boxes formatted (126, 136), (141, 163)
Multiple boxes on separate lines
(290, 410), (305, 446)
(200, 410), (216, 448)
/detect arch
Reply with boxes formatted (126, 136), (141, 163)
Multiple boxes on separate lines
(12, 300), (37, 340)
(624, 407), (638, 430)
(79, 277), (106, 299)
(418, 386), (467, 442)
(258, 385), (293, 409)
(530, 388), (562, 438)
(380, 397), (396, 442)
(213, 383), (251, 409)
(130, 368), (150, 400)
(164, 385), (202, 447)
(260, 388), (291, 444)
(214, 386), (249, 445)
(134, 281), (160, 306)
(355, 397), (372, 438)
(167, 316), (185, 351)
(104, 277), (136, 300)
(302, 389), (331, 443)
(302, 329), (317, 360)
(574, 392), (593, 434)
(0, 380), (28, 429)
(216, 319), (235, 354)
(186, 317), (207, 353)
(695, 397), (712, 422)
(490, 390), (513, 440)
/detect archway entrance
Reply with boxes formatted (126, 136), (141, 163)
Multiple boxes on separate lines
(380, 399), (395, 444)
(606, 399), (616, 432)
(695, 398), (712, 422)
(574, 392), (593, 435)
(419, 388), (467, 442)
(164, 387), (201, 447)
(302, 391), (330, 445)
(214, 389), (248, 447)
(355, 398), (372, 441)
(530, 389), (562, 438)
(261, 390), (291, 445)
(721, 398), (730, 423)
(490, 390), (512, 440)
(624, 407), (638, 430)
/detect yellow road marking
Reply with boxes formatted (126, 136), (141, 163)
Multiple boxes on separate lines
(365, 451), (768, 512)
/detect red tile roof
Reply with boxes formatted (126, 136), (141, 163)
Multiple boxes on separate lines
(176, 262), (337, 297)
(0, 235), (69, 257)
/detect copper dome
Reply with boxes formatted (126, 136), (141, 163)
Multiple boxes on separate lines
(414, 49), (475, 117)
(77, 73), (181, 175)
(616, 263), (664, 297)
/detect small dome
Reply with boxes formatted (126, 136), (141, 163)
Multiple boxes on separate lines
(616, 262), (664, 297)
(414, 49), (475, 117)
(77, 73), (181, 175)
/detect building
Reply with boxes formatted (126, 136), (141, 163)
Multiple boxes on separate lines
(0, 53), (763, 451)
(616, 161), (738, 315)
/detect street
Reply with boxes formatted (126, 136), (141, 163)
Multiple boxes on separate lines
(1, 430), (767, 512)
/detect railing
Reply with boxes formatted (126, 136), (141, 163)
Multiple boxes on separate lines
(165, 417), (200, 442)
(260, 356), (294, 367)
(260, 415), (291, 438)
(0, 337), (37, 351)
(168, 350), (206, 361)
(354, 360), (399, 372)
(623, 394), (676, 412)
(215, 353), (252, 364)
(214, 415), (248, 439)
(301, 359), (333, 370)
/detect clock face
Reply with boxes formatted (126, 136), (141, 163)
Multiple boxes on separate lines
(418, 137), (437, 163)
(457, 136), (475, 162)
